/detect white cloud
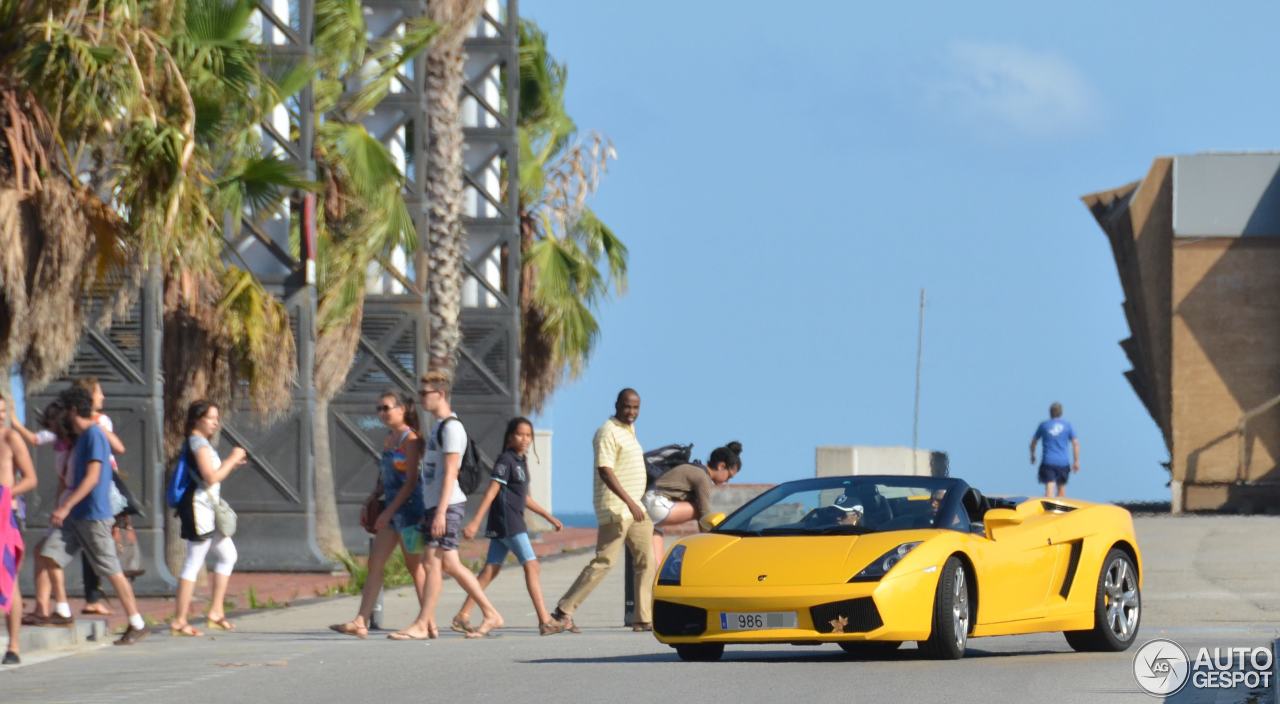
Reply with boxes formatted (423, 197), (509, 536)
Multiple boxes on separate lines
(932, 41), (1100, 137)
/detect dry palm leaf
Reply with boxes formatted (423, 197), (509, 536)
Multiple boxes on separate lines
(0, 188), (29, 368)
(22, 177), (93, 390)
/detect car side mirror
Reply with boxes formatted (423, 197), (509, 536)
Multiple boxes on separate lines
(700, 512), (727, 531)
(983, 508), (1022, 534)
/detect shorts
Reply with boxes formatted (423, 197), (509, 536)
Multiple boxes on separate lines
(422, 503), (465, 551)
(485, 532), (537, 566)
(398, 524), (425, 554)
(1038, 464), (1071, 486)
(39, 519), (122, 578)
(642, 490), (674, 525)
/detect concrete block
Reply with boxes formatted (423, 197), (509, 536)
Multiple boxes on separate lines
(815, 446), (948, 477)
(0, 619), (108, 658)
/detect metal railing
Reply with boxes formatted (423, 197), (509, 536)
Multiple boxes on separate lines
(1236, 392), (1280, 483)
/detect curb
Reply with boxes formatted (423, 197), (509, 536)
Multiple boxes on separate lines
(2, 619), (110, 661)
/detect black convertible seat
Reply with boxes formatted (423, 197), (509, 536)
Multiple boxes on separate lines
(654, 600), (707, 636)
(810, 597), (883, 634)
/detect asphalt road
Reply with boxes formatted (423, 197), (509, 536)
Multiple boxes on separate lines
(3, 515), (1278, 704)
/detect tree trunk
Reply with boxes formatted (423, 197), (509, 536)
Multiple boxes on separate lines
(424, 0), (483, 375)
(160, 271), (232, 574)
(312, 303), (364, 557)
(311, 395), (346, 557)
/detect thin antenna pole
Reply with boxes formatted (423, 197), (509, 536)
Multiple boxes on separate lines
(912, 288), (926, 473)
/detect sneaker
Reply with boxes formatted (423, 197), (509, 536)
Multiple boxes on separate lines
(114, 625), (149, 646)
(2, 651), (19, 665)
(45, 614), (74, 627)
(20, 613), (46, 626)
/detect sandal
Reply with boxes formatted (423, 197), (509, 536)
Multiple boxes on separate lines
(170, 623), (203, 637)
(552, 612), (581, 634)
(328, 622), (368, 639)
(387, 631), (430, 641)
(466, 616), (504, 639)
(206, 616), (236, 631)
(82, 603), (113, 616)
(449, 616), (475, 635)
(539, 621), (564, 636)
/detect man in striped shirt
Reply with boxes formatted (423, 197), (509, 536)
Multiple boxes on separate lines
(550, 388), (655, 632)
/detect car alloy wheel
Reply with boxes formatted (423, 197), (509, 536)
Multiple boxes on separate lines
(1103, 555), (1139, 642)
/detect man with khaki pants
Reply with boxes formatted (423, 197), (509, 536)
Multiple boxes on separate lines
(550, 388), (654, 632)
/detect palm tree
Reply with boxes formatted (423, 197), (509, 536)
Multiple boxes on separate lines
(424, 0), (484, 375)
(515, 21), (627, 414)
(1, 0), (303, 419)
(307, 0), (438, 556)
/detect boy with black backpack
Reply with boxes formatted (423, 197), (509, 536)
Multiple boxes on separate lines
(388, 372), (503, 640)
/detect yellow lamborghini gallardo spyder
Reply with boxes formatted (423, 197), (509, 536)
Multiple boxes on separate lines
(652, 475), (1142, 661)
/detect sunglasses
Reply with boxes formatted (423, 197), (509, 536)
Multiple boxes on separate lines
(419, 389), (441, 397)
(375, 404), (399, 413)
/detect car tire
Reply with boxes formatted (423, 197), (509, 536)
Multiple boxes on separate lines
(918, 556), (970, 660)
(838, 641), (901, 657)
(674, 644), (725, 662)
(1064, 548), (1140, 652)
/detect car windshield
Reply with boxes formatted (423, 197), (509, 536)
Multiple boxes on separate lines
(715, 476), (962, 536)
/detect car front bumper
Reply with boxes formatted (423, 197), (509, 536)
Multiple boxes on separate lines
(652, 565), (941, 645)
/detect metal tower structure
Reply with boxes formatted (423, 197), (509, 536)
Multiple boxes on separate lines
(328, 0), (521, 550)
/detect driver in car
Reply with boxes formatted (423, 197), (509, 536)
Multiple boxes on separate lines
(831, 494), (864, 527)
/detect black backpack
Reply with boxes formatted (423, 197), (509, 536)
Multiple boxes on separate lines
(644, 443), (694, 487)
(436, 417), (487, 495)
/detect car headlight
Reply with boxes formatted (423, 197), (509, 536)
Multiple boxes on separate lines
(850, 541), (922, 582)
(658, 544), (687, 586)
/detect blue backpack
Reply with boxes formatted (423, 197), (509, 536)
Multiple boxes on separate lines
(165, 442), (196, 508)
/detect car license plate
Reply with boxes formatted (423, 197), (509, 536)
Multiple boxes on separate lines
(720, 611), (797, 631)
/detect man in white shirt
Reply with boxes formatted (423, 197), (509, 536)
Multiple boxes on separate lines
(389, 372), (503, 640)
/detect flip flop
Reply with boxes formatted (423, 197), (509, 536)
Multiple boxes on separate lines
(207, 617), (236, 631)
(466, 619), (503, 639)
(387, 631), (430, 641)
(328, 622), (368, 639)
(170, 624), (203, 637)
(449, 617), (475, 635)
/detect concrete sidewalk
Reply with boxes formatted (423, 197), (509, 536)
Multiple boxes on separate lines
(3, 526), (601, 659)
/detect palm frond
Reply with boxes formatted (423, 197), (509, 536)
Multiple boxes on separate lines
(314, 0), (368, 75)
(573, 207), (627, 294)
(344, 16), (441, 116)
(214, 154), (316, 225)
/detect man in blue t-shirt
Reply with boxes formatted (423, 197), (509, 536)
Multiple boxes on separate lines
(1030, 402), (1080, 498)
(36, 386), (148, 645)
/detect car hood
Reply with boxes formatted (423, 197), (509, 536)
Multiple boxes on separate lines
(675, 531), (938, 587)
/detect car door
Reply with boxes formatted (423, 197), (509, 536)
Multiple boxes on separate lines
(971, 511), (1066, 624)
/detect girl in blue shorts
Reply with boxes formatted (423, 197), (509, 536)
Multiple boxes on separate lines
(453, 417), (564, 636)
(330, 390), (427, 639)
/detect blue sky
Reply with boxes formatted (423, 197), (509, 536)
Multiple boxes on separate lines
(522, 1), (1279, 513)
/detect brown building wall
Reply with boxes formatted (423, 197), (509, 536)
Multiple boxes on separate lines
(1171, 238), (1280, 508)
(1129, 160), (1174, 440)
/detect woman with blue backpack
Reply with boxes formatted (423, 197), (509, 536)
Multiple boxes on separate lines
(169, 400), (246, 636)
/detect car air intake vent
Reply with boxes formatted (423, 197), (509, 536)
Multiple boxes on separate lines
(1041, 501), (1077, 513)
(810, 597), (882, 634)
(654, 600), (708, 636)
